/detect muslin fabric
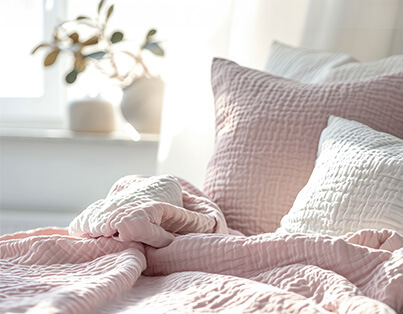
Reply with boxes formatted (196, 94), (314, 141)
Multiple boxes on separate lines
(204, 58), (403, 235)
(265, 41), (403, 83)
(278, 116), (403, 235)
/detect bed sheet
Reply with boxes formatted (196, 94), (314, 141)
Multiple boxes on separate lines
(1, 175), (402, 313)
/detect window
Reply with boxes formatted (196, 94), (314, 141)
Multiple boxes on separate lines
(0, 0), (65, 125)
(0, 0), (234, 128)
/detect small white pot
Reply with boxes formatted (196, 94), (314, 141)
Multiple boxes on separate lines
(67, 97), (115, 133)
(120, 76), (164, 134)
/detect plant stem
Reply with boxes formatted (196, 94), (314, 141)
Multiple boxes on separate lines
(123, 51), (151, 77)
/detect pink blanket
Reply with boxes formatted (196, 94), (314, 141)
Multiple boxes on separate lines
(1, 175), (402, 313)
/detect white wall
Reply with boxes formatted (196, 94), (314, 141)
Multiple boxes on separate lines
(0, 130), (158, 233)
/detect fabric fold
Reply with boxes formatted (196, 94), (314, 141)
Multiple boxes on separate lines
(68, 174), (229, 247)
(1, 175), (402, 313)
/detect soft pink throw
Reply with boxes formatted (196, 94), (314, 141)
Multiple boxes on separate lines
(1, 175), (402, 313)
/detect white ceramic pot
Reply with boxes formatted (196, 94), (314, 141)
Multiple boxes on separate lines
(120, 76), (164, 134)
(67, 97), (115, 133)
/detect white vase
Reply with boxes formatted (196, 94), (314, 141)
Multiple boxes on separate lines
(120, 76), (164, 134)
(67, 96), (115, 133)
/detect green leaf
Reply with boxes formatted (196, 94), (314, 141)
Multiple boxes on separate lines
(44, 49), (60, 66)
(81, 36), (99, 46)
(76, 16), (89, 20)
(86, 51), (106, 60)
(69, 32), (79, 43)
(97, 0), (106, 13)
(66, 69), (78, 84)
(31, 43), (51, 54)
(111, 31), (124, 43)
(146, 29), (157, 39)
(106, 4), (114, 21)
(142, 42), (164, 56)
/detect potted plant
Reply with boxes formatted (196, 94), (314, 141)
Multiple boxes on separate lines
(32, 0), (165, 134)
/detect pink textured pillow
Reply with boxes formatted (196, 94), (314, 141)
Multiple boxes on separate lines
(204, 58), (403, 235)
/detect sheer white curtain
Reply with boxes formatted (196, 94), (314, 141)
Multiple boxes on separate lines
(157, 0), (403, 188)
(299, 0), (403, 61)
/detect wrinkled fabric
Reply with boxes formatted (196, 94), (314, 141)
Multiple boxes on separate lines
(1, 175), (402, 313)
(205, 58), (403, 235)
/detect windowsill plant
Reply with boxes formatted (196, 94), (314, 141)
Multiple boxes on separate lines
(32, 0), (164, 86)
(32, 0), (165, 135)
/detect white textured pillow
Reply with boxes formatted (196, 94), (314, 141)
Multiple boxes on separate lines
(266, 41), (403, 83)
(265, 41), (356, 83)
(320, 55), (403, 82)
(277, 116), (403, 236)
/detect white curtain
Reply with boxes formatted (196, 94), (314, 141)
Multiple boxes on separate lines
(299, 0), (403, 61)
(157, 0), (403, 188)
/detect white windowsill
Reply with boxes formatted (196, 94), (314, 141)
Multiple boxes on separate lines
(1, 125), (160, 217)
(0, 127), (160, 145)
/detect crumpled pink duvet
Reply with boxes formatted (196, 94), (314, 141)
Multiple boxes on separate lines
(1, 175), (402, 313)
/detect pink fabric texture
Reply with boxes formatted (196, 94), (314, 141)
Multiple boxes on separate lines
(204, 58), (403, 235)
(69, 175), (228, 247)
(1, 176), (403, 313)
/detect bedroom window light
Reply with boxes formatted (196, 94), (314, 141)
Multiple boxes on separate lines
(0, 0), (169, 129)
(0, 0), (235, 131)
(0, 0), (65, 127)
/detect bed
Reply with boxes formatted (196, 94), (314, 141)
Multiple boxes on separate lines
(1, 42), (403, 313)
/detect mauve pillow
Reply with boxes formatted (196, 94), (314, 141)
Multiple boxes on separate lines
(203, 58), (403, 235)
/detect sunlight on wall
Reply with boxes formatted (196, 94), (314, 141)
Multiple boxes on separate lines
(155, 0), (234, 180)
(157, 0), (312, 188)
(227, 0), (310, 69)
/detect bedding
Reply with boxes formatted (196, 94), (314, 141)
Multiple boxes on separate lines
(265, 41), (357, 83)
(1, 174), (402, 313)
(69, 175), (229, 245)
(277, 116), (403, 236)
(204, 57), (403, 236)
(265, 41), (403, 83)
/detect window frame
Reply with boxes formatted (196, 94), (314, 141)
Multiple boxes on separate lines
(0, 0), (67, 126)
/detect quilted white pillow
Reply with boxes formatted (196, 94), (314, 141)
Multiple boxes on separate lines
(277, 116), (403, 236)
(266, 41), (403, 83)
(265, 41), (356, 83)
(321, 55), (403, 82)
